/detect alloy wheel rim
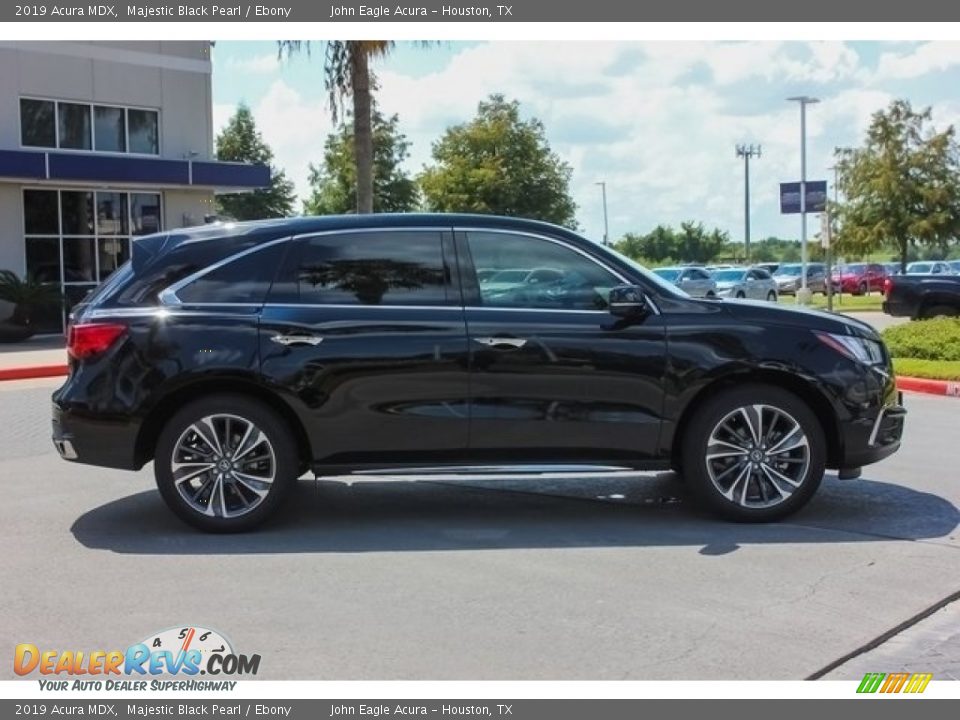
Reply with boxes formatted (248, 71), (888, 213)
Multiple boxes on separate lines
(704, 404), (810, 509)
(171, 414), (276, 518)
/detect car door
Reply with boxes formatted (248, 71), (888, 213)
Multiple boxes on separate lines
(455, 228), (667, 464)
(258, 228), (470, 467)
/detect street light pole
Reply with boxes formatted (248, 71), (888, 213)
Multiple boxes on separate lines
(787, 96), (819, 304)
(736, 144), (761, 263)
(596, 181), (610, 246)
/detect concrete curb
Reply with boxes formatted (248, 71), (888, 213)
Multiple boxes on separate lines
(897, 376), (960, 398)
(0, 364), (957, 398)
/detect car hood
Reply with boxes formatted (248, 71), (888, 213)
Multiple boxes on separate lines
(719, 298), (879, 339)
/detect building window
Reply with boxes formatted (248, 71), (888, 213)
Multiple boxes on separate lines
(23, 188), (163, 332)
(19, 98), (159, 155)
(94, 106), (126, 153)
(20, 99), (56, 148)
(127, 109), (159, 155)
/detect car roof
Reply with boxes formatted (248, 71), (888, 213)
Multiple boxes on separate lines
(131, 213), (587, 269)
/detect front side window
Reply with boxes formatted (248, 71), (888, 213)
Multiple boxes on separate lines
(275, 231), (449, 306)
(465, 231), (618, 311)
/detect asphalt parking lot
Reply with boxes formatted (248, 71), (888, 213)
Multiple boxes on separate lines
(1, 376), (957, 680)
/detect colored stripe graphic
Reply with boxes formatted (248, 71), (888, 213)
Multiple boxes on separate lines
(857, 672), (931, 694)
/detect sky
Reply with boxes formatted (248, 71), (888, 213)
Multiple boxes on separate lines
(211, 40), (960, 245)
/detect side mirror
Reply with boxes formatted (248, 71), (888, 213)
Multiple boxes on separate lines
(608, 284), (648, 318)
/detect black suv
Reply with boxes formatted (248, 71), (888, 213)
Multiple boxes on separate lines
(53, 214), (906, 531)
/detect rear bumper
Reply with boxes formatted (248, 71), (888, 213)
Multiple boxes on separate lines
(52, 402), (141, 470)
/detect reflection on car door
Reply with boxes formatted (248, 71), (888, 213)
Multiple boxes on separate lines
(456, 229), (667, 464)
(258, 229), (470, 466)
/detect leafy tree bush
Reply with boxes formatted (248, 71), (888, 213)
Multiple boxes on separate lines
(882, 318), (960, 361)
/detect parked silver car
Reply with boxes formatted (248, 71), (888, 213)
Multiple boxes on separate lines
(712, 267), (779, 301)
(773, 263), (828, 295)
(906, 261), (954, 276)
(651, 266), (718, 297)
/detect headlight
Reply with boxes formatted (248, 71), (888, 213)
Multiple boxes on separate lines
(815, 331), (885, 365)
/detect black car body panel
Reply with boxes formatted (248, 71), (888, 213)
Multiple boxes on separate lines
(53, 214), (904, 488)
(883, 274), (960, 318)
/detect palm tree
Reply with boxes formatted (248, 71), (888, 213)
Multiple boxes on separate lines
(278, 41), (394, 215)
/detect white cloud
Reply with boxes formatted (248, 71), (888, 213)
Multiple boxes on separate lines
(224, 52), (281, 75)
(875, 41), (960, 80)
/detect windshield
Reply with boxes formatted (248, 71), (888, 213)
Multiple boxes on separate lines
(774, 265), (802, 277)
(713, 269), (747, 282)
(652, 268), (680, 282)
(604, 246), (689, 297)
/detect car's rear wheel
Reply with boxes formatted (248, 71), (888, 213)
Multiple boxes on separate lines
(766, 291), (777, 302)
(154, 394), (298, 532)
(681, 384), (825, 522)
(857, 282), (867, 296)
(735, 291), (746, 299)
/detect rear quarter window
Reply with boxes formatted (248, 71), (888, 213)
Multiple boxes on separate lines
(175, 242), (288, 304)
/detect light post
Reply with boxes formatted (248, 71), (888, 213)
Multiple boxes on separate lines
(736, 144), (761, 263)
(596, 181), (609, 246)
(787, 95), (819, 304)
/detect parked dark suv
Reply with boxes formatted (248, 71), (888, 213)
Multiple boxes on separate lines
(52, 215), (906, 531)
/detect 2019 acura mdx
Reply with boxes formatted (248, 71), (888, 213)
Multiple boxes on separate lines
(52, 214), (905, 532)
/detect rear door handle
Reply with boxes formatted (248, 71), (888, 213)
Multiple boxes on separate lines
(473, 336), (527, 349)
(271, 334), (324, 346)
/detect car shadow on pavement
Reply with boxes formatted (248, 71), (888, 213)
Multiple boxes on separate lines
(69, 472), (960, 555)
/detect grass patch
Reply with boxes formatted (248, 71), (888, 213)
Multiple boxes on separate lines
(893, 358), (960, 381)
(882, 317), (960, 361)
(777, 293), (884, 312)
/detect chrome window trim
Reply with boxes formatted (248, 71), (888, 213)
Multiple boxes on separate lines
(156, 224), (662, 316)
(454, 226), (661, 316)
(159, 235), (292, 306)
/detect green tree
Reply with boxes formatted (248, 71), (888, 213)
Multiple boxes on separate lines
(304, 111), (418, 215)
(834, 99), (960, 272)
(279, 41), (418, 214)
(675, 222), (728, 264)
(215, 104), (295, 220)
(419, 95), (577, 227)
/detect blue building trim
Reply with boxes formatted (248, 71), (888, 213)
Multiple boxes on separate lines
(0, 149), (46, 179)
(192, 160), (270, 189)
(0, 149), (269, 189)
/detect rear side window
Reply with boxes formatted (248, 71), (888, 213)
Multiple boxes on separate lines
(175, 242), (287, 304)
(271, 231), (450, 306)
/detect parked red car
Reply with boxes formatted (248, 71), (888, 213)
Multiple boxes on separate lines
(832, 263), (887, 295)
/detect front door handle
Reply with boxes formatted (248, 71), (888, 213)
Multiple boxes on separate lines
(271, 333), (324, 346)
(473, 336), (527, 349)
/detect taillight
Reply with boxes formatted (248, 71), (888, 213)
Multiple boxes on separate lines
(66, 323), (127, 359)
(883, 276), (893, 296)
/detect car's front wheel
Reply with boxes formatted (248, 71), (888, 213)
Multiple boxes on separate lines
(681, 384), (825, 522)
(154, 394), (299, 532)
(766, 291), (777, 302)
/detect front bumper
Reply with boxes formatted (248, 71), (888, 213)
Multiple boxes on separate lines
(841, 391), (906, 468)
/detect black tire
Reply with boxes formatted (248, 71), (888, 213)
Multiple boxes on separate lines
(680, 384), (826, 522)
(766, 291), (777, 302)
(735, 291), (746, 299)
(857, 282), (867, 296)
(922, 304), (958, 319)
(154, 394), (299, 532)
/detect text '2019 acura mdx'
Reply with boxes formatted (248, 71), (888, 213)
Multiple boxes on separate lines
(52, 214), (906, 532)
